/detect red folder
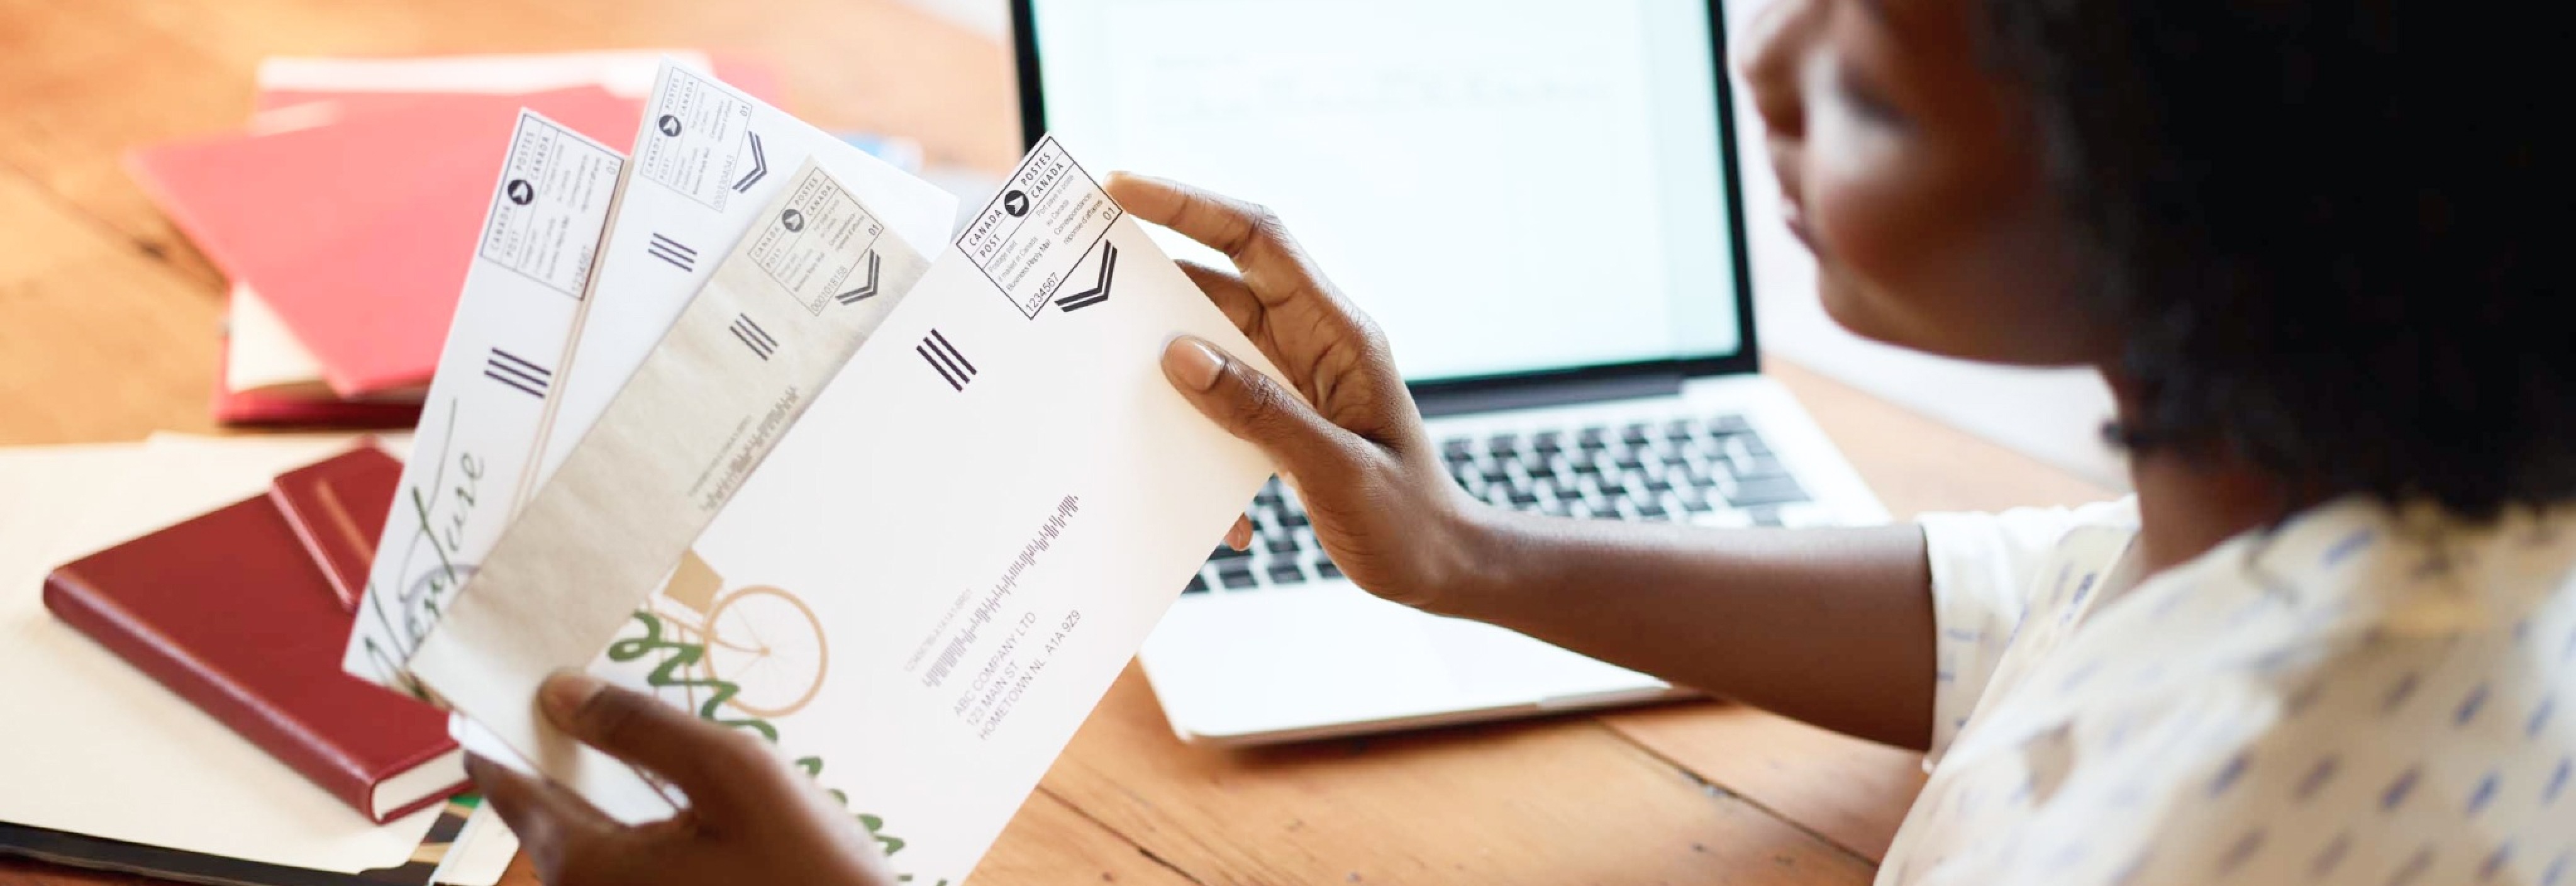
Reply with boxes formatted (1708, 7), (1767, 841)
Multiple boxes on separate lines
(213, 330), (425, 427)
(130, 87), (643, 398)
(43, 447), (462, 824)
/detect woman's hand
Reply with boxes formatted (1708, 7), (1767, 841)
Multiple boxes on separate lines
(467, 673), (897, 886)
(1108, 173), (1489, 611)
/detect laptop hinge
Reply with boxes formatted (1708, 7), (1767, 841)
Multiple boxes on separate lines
(1410, 371), (1685, 419)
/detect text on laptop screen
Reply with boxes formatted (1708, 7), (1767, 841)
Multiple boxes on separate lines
(1024, 0), (1744, 384)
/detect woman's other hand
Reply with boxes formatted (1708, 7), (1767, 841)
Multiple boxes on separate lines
(1109, 173), (1491, 612)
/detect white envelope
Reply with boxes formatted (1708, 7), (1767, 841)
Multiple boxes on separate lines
(434, 137), (1287, 885)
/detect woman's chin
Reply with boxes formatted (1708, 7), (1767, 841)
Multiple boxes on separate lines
(1814, 274), (1924, 351)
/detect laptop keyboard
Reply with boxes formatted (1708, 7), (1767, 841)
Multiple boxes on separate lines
(1185, 412), (1812, 594)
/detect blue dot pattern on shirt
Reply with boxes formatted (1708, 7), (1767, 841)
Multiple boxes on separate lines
(1885, 498), (2576, 885)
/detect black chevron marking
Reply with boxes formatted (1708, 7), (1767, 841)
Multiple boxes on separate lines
(836, 251), (882, 305)
(1054, 242), (1119, 312)
(731, 132), (768, 193)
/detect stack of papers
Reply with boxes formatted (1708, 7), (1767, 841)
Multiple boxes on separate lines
(341, 59), (1291, 884)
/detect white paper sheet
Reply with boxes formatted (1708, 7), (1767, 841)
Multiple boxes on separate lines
(428, 803), (519, 886)
(225, 284), (330, 396)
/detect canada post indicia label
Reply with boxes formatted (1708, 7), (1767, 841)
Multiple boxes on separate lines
(957, 138), (1120, 318)
(749, 167), (888, 316)
(478, 112), (623, 298)
(636, 65), (753, 211)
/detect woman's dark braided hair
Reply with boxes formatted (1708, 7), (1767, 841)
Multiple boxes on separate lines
(1982, 0), (2572, 520)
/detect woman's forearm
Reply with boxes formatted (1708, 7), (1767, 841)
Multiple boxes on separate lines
(1434, 509), (1936, 750)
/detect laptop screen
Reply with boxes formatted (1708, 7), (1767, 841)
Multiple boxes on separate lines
(1017, 0), (1749, 385)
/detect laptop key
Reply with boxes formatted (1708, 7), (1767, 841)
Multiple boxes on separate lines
(1217, 562), (1259, 588)
(1211, 545), (1252, 561)
(1726, 475), (1810, 507)
(1266, 561), (1309, 584)
(1184, 574), (1210, 594)
(1730, 454), (1790, 480)
(1316, 559), (1344, 580)
(1267, 535), (1301, 555)
(1707, 415), (1753, 436)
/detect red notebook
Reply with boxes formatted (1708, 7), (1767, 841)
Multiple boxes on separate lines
(43, 447), (463, 824)
(128, 87), (643, 398)
(270, 444), (404, 610)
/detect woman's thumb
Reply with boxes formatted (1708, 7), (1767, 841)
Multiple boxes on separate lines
(1162, 336), (1347, 478)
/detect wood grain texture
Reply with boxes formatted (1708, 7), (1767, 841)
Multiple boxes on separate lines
(488, 790), (1203, 886)
(0, 4), (2117, 884)
(1040, 666), (1879, 886)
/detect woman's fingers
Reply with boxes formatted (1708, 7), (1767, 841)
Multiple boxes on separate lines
(1105, 173), (1262, 259)
(465, 754), (646, 886)
(1175, 259), (1263, 333)
(536, 673), (777, 821)
(1161, 336), (1357, 483)
(1106, 173), (1310, 294)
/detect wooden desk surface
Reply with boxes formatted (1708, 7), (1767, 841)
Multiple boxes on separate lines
(0, 2), (2115, 883)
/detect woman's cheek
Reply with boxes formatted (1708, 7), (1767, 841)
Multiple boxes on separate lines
(1803, 107), (1942, 345)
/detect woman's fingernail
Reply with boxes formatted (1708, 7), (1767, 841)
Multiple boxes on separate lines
(540, 671), (606, 715)
(1166, 337), (1225, 391)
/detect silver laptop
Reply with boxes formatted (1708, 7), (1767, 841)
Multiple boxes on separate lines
(1013, 0), (1887, 744)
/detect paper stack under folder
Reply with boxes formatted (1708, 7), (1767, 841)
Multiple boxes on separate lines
(123, 50), (783, 427)
(0, 434), (520, 886)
